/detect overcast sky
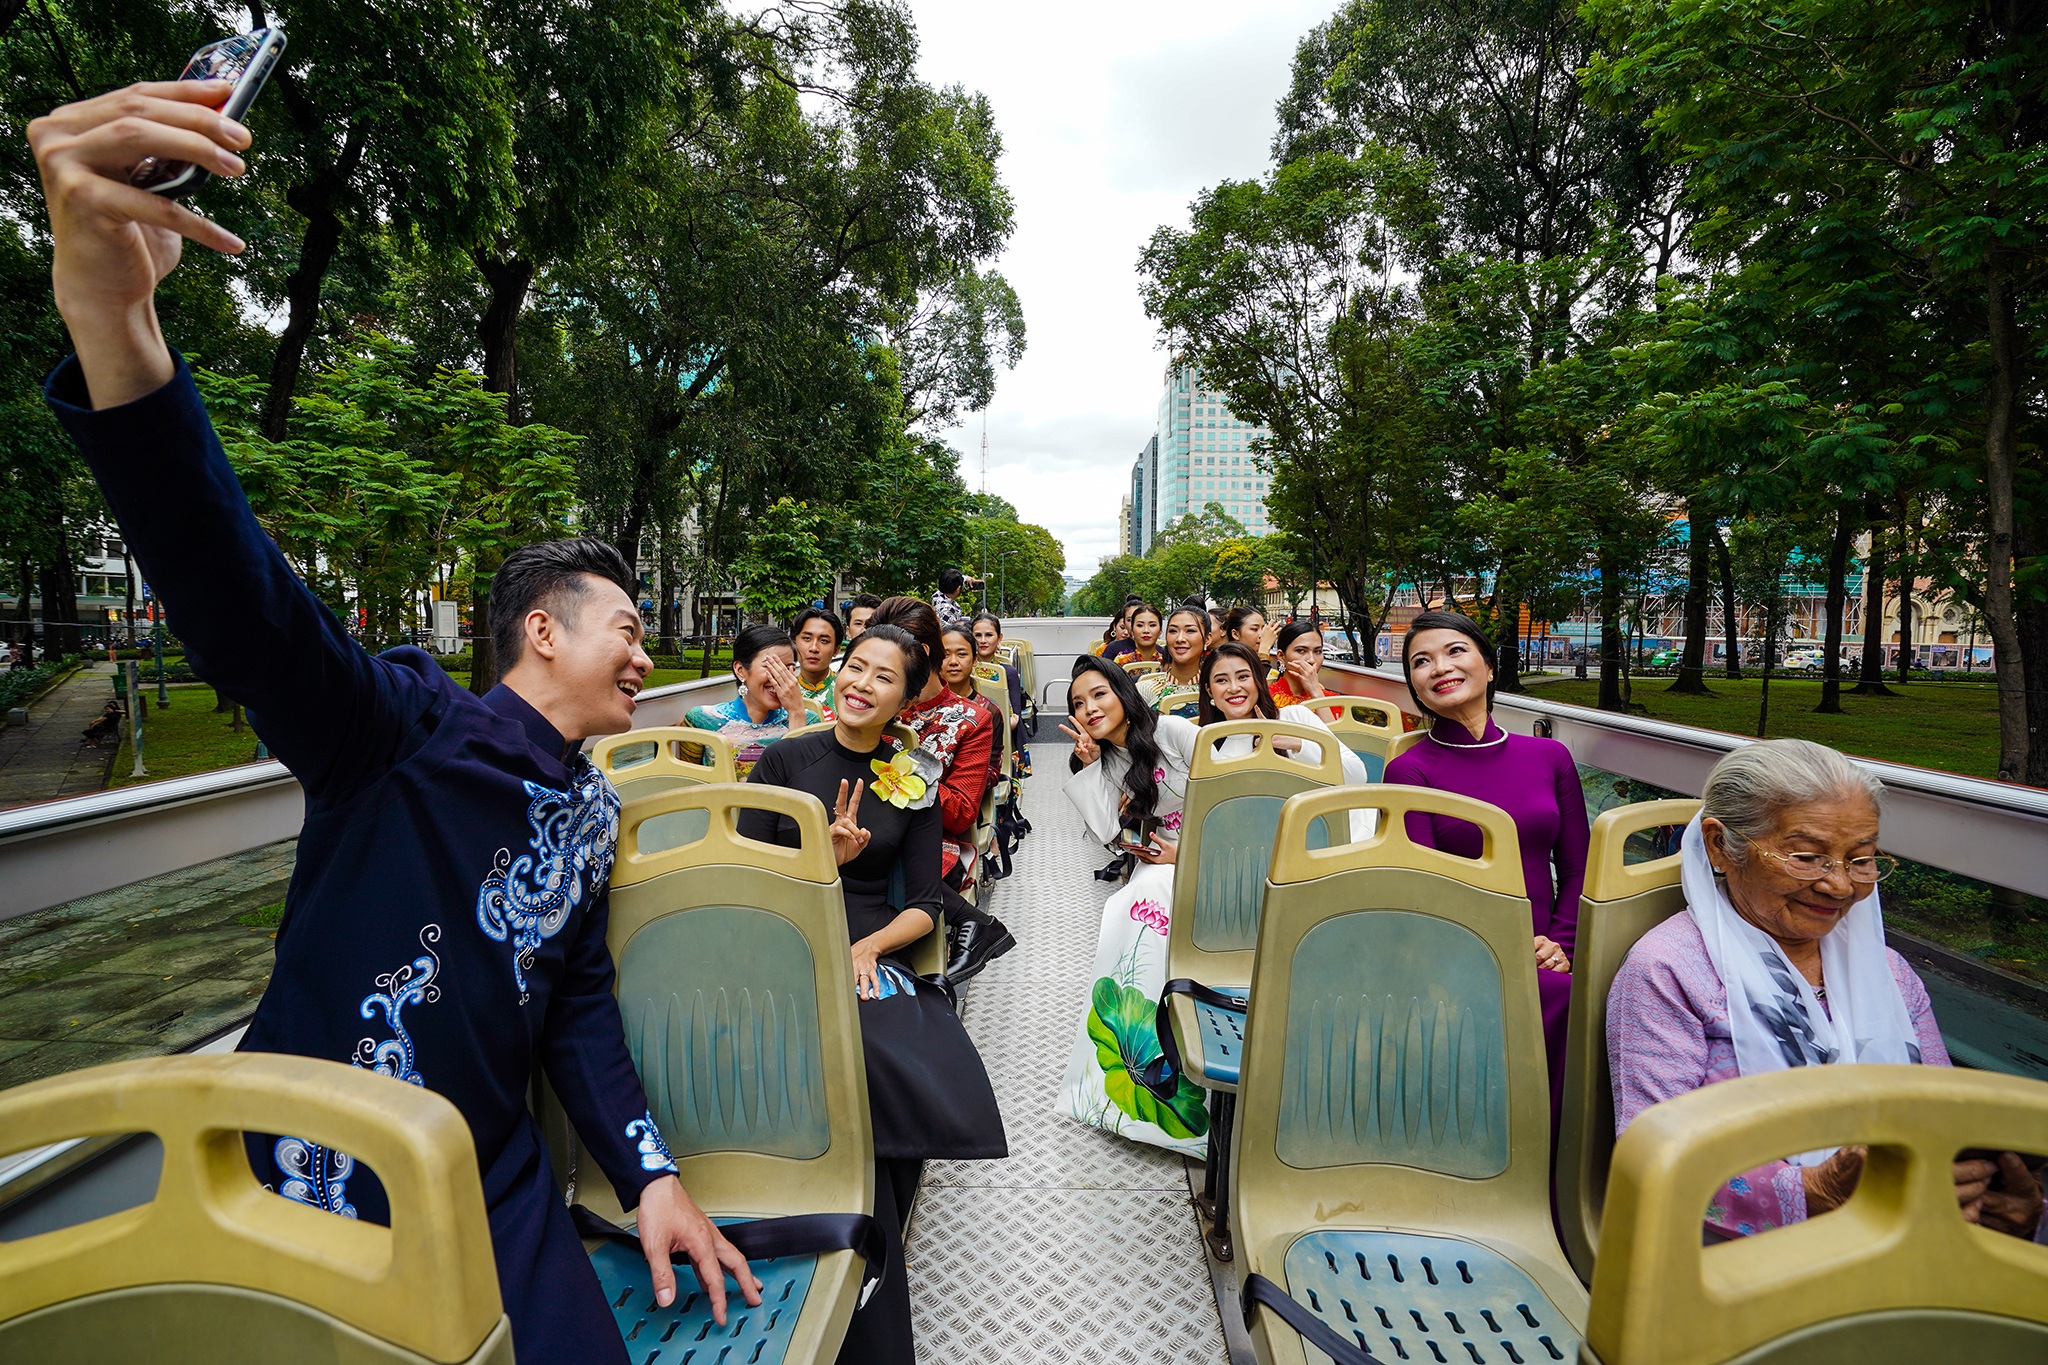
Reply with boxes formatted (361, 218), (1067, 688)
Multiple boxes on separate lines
(908, 0), (1334, 577)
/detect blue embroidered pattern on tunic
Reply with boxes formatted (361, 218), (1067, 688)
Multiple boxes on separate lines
(353, 924), (442, 1085)
(626, 1112), (678, 1173)
(274, 1135), (357, 1218)
(477, 762), (620, 1002)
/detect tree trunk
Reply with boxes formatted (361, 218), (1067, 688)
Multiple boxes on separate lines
(122, 557), (137, 648)
(1757, 601), (1778, 738)
(13, 560), (34, 665)
(262, 190), (347, 440)
(1713, 523), (1742, 678)
(1597, 549), (1625, 712)
(1670, 499), (1713, 694)
(475, 251), (535, 417)
(1895, 498), (1921, 685)
(1853, 510), (1895, 696)
(468, 567), (499, 698)
(38, 553), (80, 658)
(1814, 504), (1855, 714)
(1981, 261), (2030, 783)
(2015, 516), (2048, 789)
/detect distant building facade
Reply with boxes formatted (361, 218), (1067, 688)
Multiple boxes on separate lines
(1150, 362), (1272, 546)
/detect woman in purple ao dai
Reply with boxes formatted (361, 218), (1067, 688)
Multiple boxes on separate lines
(1384, 611), (1586, 1126)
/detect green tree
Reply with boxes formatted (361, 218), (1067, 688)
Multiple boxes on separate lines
(1584, 0), (2047, 780)
(733, 497), (827, 624)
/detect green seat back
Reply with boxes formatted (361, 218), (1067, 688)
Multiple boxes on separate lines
(1586, 1066), (2048, 1365)
(1297, 695), (1410, 783)
(607, 784), (872, 1226)
(1232, 785), (1587, 1359)
(1557, 798), (1697, 1284)
(0, 1055), (510, 1365)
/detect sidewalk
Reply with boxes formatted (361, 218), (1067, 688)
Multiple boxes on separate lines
(0, 662), (119, 810)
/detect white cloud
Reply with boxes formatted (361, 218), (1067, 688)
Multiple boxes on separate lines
(908, 0), (1331, 577)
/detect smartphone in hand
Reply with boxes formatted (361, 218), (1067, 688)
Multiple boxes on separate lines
(1114, 816), (1162, 854)
(129, 27), (286, 199)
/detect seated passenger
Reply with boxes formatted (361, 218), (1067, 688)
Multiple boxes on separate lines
(1207, 607), (1228, 651)
(1108, 602), (1165, 666)
(682, 622), (820, 778)
(1222, 604), (1270, 678)
(1608, 738), (2047, 1243)
(739, 625), (1006, 1362)
(868, 597), (1015, 985)
(791, 605), (843, 717)
(1266, 620), (1332, 709)
(1092, 600), (1137, 657)
(1137, 605), (1209, 719)
(1387, 610), (1585, 1124)
(844, 593), (880, 644)
(941, 623), (1005, 795)
(969, 610), (1025, 719)
(1055, 657), (1210, 1156)
(1197, 642), (1370, 789)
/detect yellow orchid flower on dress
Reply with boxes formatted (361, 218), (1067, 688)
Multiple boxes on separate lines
(870, 750), (928, 808)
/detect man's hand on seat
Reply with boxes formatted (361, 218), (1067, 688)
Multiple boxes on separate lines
(28, 79), (251, 408)
(635, 1174), (764, 1323)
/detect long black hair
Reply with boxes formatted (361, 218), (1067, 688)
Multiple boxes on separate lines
(1068, 653), (1167, 820)
(1197, 642), (1279, 727)
(732, 622), (793, 671)
(1401, 609), (1500, 718)
(850, 622), (930, 703)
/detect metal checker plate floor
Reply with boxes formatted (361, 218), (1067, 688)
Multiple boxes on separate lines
(907, 739), (1234, 1363)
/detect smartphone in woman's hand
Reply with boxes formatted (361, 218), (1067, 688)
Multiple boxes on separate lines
(130, 27), (286, 198)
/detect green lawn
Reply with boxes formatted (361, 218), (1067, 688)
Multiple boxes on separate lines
(109, 684), (270, 788)
(1533, 677), (2002, 780)
(109, 666), (731, 786)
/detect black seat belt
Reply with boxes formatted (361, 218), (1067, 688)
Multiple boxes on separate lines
(1136, 977), (1246, 1101)
(1242, 1273), (1389, 1365)
(572, 1203), (888, 1308)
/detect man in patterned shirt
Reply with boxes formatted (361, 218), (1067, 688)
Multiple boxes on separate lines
(30, 79), (758, 1363)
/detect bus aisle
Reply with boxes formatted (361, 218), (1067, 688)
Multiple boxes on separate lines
(907, 736), (1241, 1362)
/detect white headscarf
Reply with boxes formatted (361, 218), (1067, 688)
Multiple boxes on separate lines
(1680, 812), (1921, 1162)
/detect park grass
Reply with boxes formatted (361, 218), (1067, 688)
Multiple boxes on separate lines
(108, 683), (269, 788)
(109, 666), (731, 787)
(1531, 676), (2003, 780)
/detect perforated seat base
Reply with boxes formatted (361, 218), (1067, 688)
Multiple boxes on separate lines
(1179, 991), (1245, 1091)
(1283, 1229), (1579, 1365)
(591, 1239), (817, 1365)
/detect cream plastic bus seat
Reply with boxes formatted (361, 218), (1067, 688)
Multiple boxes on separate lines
(1151, 721), (1345, 1259)
(1297, 695), (1407, 781)
(594, 783), (874, 1364)
(1155, 686), (1199, 719)
(1160, 720), (1346, 1099)
(1584, 1065), (2048, 1365)
(1557, 797), (1698, 1284)
(0, 1053), (511, 1365)
(1123, 658), (1164, 679)
(999, 636), (1036, 705)
(590, 727), (740, 851)
(1233, 785), (1587, 1365)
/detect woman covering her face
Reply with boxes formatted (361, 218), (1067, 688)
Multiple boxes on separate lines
(1266, 621), (1330, 709)
(681, 622), (822, 778)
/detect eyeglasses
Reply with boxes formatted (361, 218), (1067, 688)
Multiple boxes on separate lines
(1732, 830), (1897, 884)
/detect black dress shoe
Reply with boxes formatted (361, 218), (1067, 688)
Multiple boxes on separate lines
(944, 917), (1016, 984)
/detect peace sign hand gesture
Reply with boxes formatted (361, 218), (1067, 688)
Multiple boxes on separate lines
(1059, 719), (1098, 767)
(830, 779), (871, 866)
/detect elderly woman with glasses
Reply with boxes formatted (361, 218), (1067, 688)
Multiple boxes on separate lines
(1608, 738), (2045, 1243)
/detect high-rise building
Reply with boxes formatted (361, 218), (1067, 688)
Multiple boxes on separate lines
(1117, 494), (1132, 559)
(1151, 362), (1273, 543)
(1128, 436), (1158, 555)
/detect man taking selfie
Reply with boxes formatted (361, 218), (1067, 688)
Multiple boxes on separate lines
(28, 78), (760, 1362)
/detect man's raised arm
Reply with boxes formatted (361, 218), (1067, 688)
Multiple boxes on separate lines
(32, 82), (408, 797)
